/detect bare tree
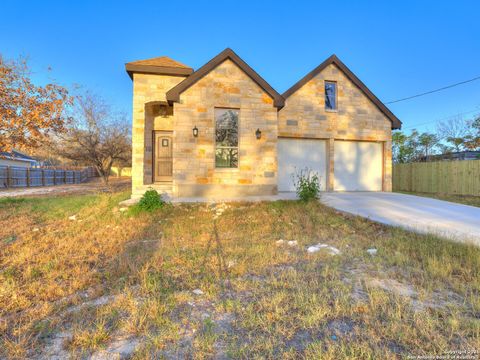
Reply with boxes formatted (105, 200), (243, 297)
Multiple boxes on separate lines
(436, 116), (469, 152)
(57, 91), (131, 184)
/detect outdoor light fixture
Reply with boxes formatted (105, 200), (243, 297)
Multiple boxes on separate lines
(193, 126), (199, 137)
(255, 128), (262, 139)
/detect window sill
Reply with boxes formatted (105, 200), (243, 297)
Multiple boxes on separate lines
(215, 168), (240, 172)
(325, 109), (338, 113)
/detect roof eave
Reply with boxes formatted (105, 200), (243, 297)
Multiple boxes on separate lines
(125, 64), (193, 80)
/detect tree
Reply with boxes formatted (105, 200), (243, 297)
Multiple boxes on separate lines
(57, 91), (131, 184)
(393, 131), (416, 163)
(418, 132), (439, 159)
(393, 129), (440, 162)
(464, 115), (480, 151)
(436, 116), (469, 152)
(0, 55), (71, 151)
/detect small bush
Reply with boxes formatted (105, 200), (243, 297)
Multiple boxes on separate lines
(293, 168), (321, 202)
(137, 189), (165, 212)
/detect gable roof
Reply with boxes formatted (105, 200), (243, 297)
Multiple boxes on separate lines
(282, 55), (402, 129)
(125, 56), (193, 79)
(0, 150), (37, 163)
(166, 48), (285, 109)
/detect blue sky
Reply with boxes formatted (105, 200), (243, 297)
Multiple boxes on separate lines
(1, 0), (479, 132)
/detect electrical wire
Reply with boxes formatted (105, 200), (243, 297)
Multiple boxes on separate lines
(386, 76), (480, 104)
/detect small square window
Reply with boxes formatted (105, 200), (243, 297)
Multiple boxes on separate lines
(162, 139), (169, 147)
(325, 81), (337, 111)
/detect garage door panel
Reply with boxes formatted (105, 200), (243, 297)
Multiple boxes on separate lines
(278, 139), (327, 192)
(334, 141), (383, 191)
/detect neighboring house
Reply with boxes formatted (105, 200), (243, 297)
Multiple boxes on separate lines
(125, 48), (401, 199)
(420, 150), (480, 162)
(0, 150), (38, 168)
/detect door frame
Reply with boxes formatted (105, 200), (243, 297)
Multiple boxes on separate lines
(152, 130), (173, 183)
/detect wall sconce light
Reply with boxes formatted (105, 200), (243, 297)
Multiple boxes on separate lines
(255, 128), (262, 139)
(193, 126), (199, 137)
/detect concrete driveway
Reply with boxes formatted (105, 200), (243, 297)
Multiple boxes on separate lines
(320, 192), (480, 246)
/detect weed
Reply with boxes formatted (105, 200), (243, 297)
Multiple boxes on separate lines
(292, 167), (321, 202)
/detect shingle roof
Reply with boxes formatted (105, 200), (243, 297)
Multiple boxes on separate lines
(0, 150), (37, 162)
(125, 56), (193, 79)
(127, 56), (191, 69)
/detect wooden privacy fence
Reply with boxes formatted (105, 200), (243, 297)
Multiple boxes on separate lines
(0, 166), (97, 188)
(110, 167), (132, 177)
(393, 160), (480, 196)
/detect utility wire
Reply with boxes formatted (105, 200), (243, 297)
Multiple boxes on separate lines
(401, 108), (480, 130)
(386, 75), (480, 104)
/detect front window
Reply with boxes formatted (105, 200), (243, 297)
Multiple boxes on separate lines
(325, 81), (337, 111)
(215, 108), (239, 168)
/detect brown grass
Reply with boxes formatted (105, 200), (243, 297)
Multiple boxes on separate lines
(0, 190), (479, 359)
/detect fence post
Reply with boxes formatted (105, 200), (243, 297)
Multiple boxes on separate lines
(42, 169), (45, 186)
(6, 166), (10, 188)
(26, 168), (30, 187)
(64, 170), (67, 184)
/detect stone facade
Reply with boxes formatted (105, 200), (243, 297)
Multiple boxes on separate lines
(278, 64), (393, 191)
(131, 73), (186, 198)
(173, 59), (278, 197)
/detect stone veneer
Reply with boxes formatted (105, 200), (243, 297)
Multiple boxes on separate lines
(131, 73), (186, 198)
(278, 63), (393, 191)
(173, 59), (278, 197)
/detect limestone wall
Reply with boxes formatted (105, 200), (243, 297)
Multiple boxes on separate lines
(278, 64), (393, 191)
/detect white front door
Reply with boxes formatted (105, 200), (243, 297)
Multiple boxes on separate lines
(334, 141), (383, 191)
(278, 138), (327, 192)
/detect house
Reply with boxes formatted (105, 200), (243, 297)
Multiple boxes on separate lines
(420, 150), (480, 162)
(125, 48), (401, 199)
(0, 150), (38, 168)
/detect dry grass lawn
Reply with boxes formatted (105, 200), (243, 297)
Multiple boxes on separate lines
(0, 189), (479, 359)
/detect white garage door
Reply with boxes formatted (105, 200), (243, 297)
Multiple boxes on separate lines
(278, 138), (327, 192)
(334, 141), (383, 191)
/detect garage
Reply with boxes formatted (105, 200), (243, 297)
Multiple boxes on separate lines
(278, 138), (327, 192)
(334, 141), (383, 191)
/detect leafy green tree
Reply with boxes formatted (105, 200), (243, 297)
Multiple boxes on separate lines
(418, 132), (439, 159)
(464, 115), (480, 151)
(393, 131), (415, 163)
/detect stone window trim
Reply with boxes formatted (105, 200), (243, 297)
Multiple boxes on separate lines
(214, 107), (240, 170)
(324, 80), (338, 112)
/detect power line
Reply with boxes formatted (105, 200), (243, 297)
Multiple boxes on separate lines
(386, 75), (480, 104)
(401, 108), (480, 130)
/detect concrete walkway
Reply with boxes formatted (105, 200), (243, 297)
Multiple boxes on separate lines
(320, 192), (480, 246)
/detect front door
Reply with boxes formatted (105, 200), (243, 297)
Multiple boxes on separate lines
(154, 131), (173, 182)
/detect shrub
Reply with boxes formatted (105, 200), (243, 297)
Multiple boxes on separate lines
(137, 189), (165, 212)
(292, 168), (321, 202)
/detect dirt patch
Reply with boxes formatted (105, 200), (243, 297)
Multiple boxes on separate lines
(0, 177), (130, 198)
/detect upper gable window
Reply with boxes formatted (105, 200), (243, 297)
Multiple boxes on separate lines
(215, 108), (239, 168)
(325, 81), (337, 111)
